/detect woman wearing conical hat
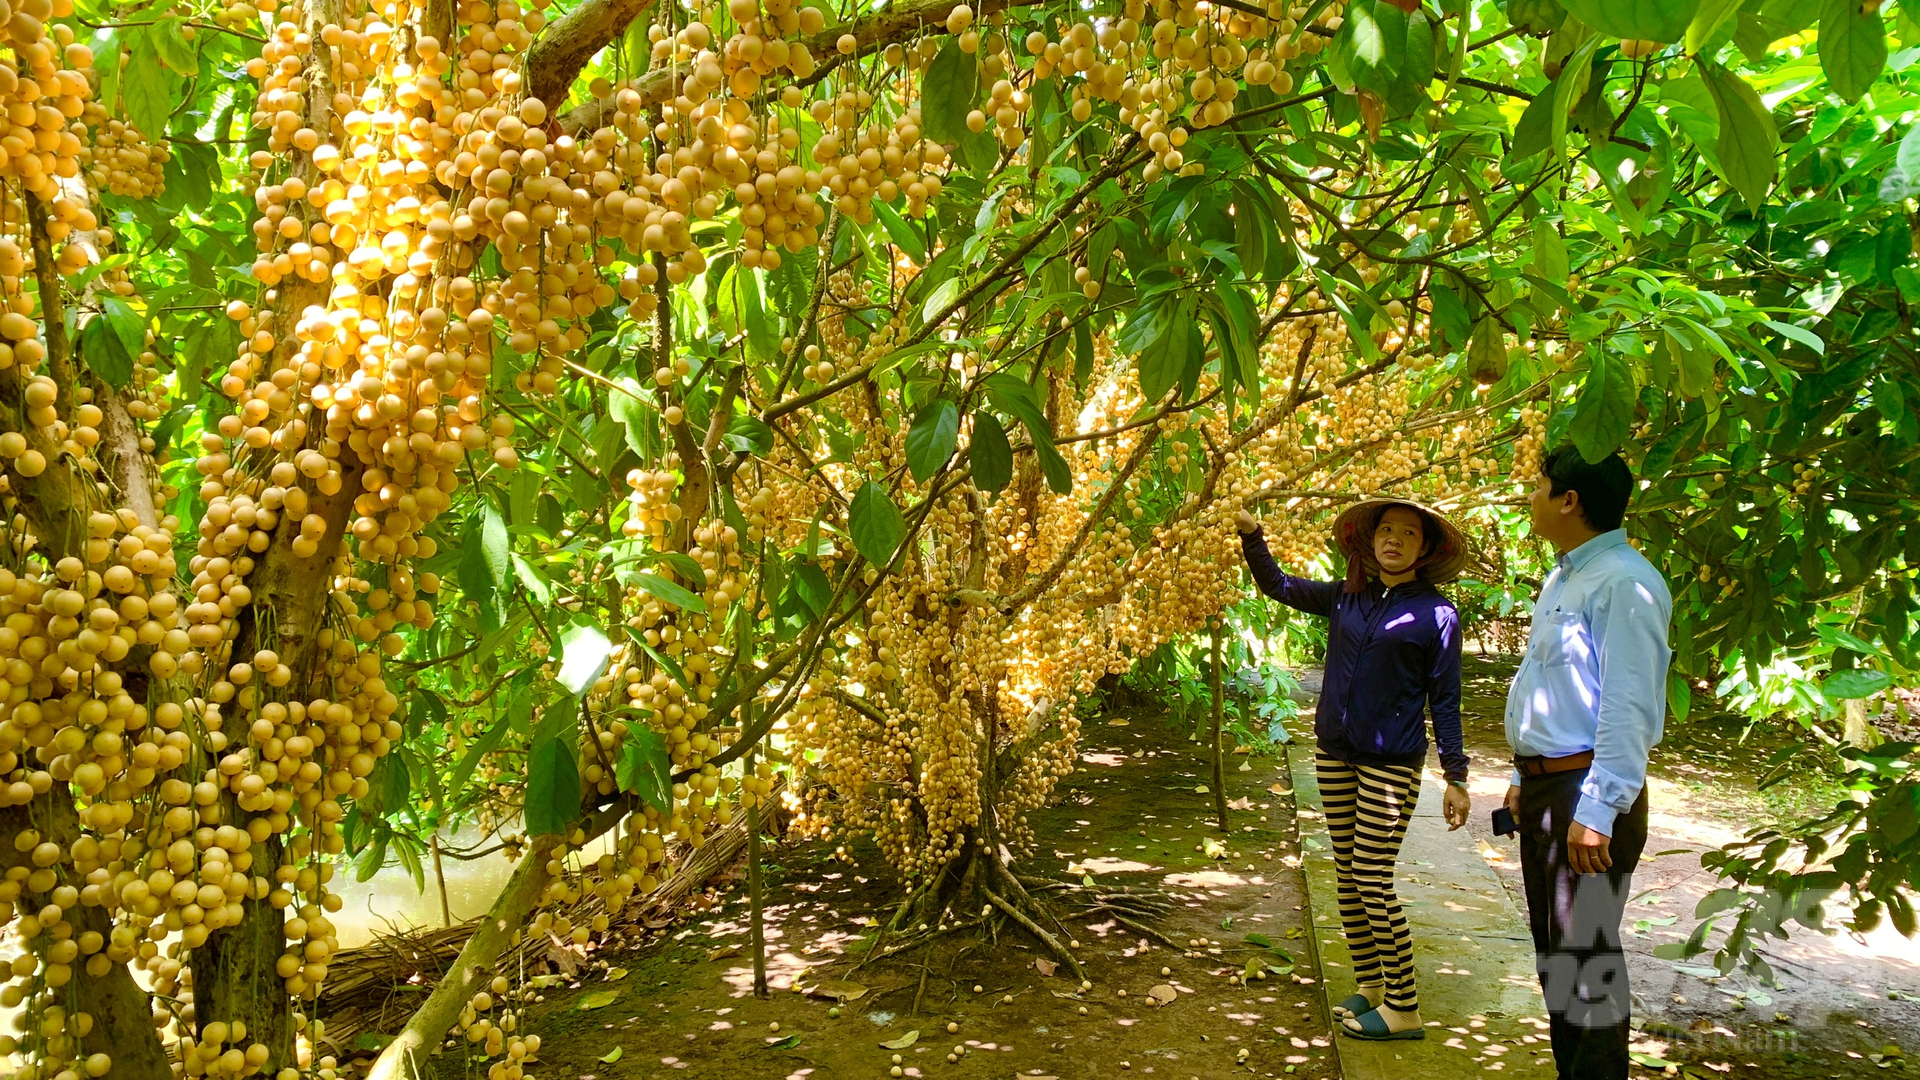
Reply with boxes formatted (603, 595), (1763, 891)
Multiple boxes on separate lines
(1235, 498), (1473, 1042)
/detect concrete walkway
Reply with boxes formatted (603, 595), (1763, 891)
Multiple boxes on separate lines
(1290, 750), (1560, 1076)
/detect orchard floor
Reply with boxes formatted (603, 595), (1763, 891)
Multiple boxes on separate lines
(409, 656), (1920, 1080)
(441, 703), (1337, 1080)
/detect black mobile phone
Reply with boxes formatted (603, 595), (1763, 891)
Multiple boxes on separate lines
(1491, 806), (1518, 837)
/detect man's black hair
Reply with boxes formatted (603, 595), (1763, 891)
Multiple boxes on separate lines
(1542, 445), (1632, 532)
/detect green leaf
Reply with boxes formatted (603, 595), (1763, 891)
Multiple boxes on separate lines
(970, 411), (1013, 492)
(1533, 220), (1569, 287)
(1817, 624), (1889, 659)
(525, 736), (582, 837)
(1820, 0), (1886, 103)
(1762, 319), (1824, 355)
(615, 726), (673, 813)
(457, 511), (505, 624)
(1695, 888), (1744, 918)
(1686, 0), (1744, 52)
(905, 399), (959, 482)
(631, 571), (707, 613)
(79, 316), (134, 389)
(122, 34), (175, 140)
(872, 199), (927, 264)
(724, 414), (775, 456)
(1570, 348), (1635, 462)
(1825, 669), (1892, 700)
(984, 375), (1072, 493)
(878, 1030), (920, 1050)
(511, 553), (553, 605)
(599, 1047), (624, 1064)
(1898, 122), (1920, 184)
(848, 482), (905, 567)
(1667, 669), (1692, 722)
(148, 18), (199, 73)
(1335, 0), (1409, 96)
(1551, 38), (1600, 160)
(919, 41), (978, 145)
(556, 620), (613, 697)
(1701, 63), (1778, 210)
(578, 990), (620, 1010)
(1507, 0), (1567, 36)
(1561, 0), (1700, 41)
(921, 277), (963, 324)
(482, 503), (511, 589)
(1136, 295), (1198, 402)
(1668, 330), (1715, 397)
(99, 295), (148, 362)
(608, 377), (652, 456)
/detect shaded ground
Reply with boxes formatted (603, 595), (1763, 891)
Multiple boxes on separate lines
(441, 704), (1339, 1080)
(1442, 652), (1920, 1077)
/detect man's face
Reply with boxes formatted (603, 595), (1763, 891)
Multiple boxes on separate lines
(1528, 472), (1558, 538)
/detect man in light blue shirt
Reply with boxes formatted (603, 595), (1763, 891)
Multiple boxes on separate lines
(1502, 446), (1672, 1080)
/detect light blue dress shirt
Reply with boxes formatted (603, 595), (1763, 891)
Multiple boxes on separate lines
(1505, 530), (1673, 835)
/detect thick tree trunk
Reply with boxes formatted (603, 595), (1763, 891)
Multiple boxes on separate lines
(1843, 696), (1882, 753)
(190, 0), (353, 1063)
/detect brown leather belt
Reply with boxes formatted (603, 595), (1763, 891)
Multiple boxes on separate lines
(1514, 750), (1594, 778)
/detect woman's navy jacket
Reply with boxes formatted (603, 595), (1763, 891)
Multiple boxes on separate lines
(1241, 528), (1469, 781)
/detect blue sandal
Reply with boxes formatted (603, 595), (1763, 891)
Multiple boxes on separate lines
(1341, 1007), (1426, 1041)
(1331, 992), (1376, 1019)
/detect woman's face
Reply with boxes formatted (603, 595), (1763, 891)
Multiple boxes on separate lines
(1372, 506), (1427, 575)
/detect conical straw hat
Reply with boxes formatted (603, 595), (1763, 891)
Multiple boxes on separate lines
(1331, 497), (1471, 585)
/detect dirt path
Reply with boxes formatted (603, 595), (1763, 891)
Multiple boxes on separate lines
(1441, 653), (1920, 1078)
(461, 703), (1339, 1080)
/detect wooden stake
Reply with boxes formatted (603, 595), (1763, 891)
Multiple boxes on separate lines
(1209, 621), (1228, 832)
(431, 833), (452, 928)
(746, 740), (769, 998)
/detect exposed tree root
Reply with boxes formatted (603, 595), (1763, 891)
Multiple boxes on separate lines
(985, 890), (1087, 984)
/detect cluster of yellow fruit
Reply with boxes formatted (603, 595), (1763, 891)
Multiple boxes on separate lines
(1511, 403), (1546, 483)
(0, 0), (92, 204)
(80, 110), (168, 200)
(451, 976), (539, 1080)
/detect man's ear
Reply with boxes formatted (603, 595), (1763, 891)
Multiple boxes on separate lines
(1559, 489), (1582, 518)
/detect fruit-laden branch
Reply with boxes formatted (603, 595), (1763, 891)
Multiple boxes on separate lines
(984, 393), (1173, 613)
(524, 0), (661, 109)
(557, 0), (1044, 134)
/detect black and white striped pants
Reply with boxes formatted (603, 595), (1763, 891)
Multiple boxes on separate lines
(1317, 752), (1421, 1011)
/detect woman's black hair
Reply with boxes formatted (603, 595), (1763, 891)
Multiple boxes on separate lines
(1542, 444), (1633, 532)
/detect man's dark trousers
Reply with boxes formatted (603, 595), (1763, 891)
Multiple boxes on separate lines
(1517, 768), (1649, 1080)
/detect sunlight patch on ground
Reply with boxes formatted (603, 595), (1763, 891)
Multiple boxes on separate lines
(721, 950), (812, 996)
(1080, 752), (1128, 767)
(1071, 857), (1157, 873)
(1162, 870), (1249, 888)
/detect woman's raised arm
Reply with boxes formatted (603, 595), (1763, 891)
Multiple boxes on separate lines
(1237, 519), (1340, 618)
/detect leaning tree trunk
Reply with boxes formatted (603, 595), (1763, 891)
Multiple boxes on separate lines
(365, 795), (634, 1080)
